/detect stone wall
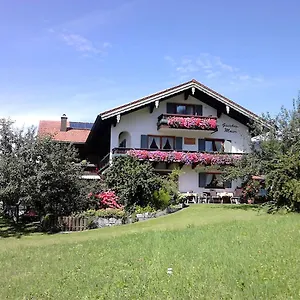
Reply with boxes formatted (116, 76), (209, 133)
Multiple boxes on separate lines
(136, 206), (182, 221)
(92, 206), (182, 228)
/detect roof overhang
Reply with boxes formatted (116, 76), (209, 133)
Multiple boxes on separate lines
(99, 79), (267, 127)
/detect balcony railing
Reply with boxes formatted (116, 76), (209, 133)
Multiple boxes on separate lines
(157, 114), (218, 131)
(98, 148), (243, 171)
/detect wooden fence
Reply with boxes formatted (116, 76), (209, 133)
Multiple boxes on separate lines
(58, 216), (89, 232)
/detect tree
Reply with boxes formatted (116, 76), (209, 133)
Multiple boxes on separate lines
(225, 95), (300, 211)
(104, 156), (161, 210)
(27, 136), (84, 220)
(0, 119), (36, 222)
(0, 119), (86, 224)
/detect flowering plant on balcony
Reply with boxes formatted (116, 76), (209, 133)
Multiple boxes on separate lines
(167, 116), (217, 130)
(211, 154), (242, 165)
(127, 150), (242, 166)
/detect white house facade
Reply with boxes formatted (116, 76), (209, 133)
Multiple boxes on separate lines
(88, 79), (261, 194)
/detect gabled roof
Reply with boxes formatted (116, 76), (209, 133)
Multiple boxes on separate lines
(100, 79), (261, 123)
(38, 120), (90, 143)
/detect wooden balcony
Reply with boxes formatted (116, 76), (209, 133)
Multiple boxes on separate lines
(98, 148), (243, 172)
(157, 114), (218, 132)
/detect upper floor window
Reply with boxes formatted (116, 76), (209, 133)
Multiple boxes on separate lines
(148, 135), (174, 150)
(167, 103), (203, 116)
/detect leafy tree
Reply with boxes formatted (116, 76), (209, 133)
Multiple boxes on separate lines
(225, 96), (300, 211)
(104, 156), (161, 210)
(27, 136), (84, 220)
(0, 119), (36, 222)
(0, 119), (87, 225)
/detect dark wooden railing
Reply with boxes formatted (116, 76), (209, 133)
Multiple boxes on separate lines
(157, 113), (218, 122)
(98, 148), (246, 172)
(157, 114), (218, 131)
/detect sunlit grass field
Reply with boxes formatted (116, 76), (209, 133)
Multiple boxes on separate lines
(1, 205), (299, 299)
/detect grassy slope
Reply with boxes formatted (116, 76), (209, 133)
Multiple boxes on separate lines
(0, 205), (299, 299)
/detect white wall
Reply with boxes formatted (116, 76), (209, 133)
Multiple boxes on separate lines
(110, 93), (251, 153)
(178, 166), (241, 193)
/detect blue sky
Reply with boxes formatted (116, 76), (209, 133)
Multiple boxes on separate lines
(1, 0), (300, 127)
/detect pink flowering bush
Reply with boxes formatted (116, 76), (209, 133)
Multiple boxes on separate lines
(167, 116), (217, 130)
(88, 190), (123, 209)
(127, 150), (242, 166)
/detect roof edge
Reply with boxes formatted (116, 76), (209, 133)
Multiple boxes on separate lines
(99, 79), (264, 125)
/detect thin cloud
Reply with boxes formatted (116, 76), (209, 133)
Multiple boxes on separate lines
(61, 33), (99, 54)
(53, 32), (112, 56)
(164, 53), (264, 86)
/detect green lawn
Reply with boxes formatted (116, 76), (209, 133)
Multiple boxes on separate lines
(1, 205), (300, 299)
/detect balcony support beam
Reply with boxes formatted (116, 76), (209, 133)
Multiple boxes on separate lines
(217, 109), (222, 118)
(184, 90), (190, 100)
(149, 102), (155, 114)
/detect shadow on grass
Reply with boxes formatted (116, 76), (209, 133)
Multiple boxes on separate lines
(0, 215), (40, 238)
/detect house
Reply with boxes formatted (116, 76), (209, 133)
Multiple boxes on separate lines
(87, 79), (262, 193)
(38, 115), (99, 179)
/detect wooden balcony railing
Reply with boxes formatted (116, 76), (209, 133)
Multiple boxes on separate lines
(97, 148), (244, 172)
(157, 114), (218, 131)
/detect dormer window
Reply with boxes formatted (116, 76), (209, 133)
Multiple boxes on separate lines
(167, 103), (203, 116)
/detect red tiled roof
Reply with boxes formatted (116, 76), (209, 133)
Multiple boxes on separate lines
(38, 121), (90, 143)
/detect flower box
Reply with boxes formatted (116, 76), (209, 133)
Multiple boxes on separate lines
(167, 116), (217, 130)
(127, 150), (242, 167)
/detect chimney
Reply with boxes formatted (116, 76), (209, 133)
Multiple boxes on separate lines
(60, 114), (68, 131)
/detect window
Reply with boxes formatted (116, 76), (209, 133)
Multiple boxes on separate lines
(119, 139), (126, 148)
(205, 139), (224, 152)
(199, 173), (232, 189)
(148, 136), (175, 150)
(167, 103), (203, 116)
(175, 104), (201, 115)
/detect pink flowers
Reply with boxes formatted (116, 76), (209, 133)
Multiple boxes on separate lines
(89, 190), (123, 209)
(127, 150), (242, 166)
(167, 116), (217, 130)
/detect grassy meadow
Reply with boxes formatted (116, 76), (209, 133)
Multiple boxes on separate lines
(1, 205), (300, 299)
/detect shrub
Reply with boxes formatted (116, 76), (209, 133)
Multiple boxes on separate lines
(88, 190), (123, 209)
(77, 209), (125, 219)
(135, 205), (156, 214)
(242, 179), (260, 201)
(153, 189), (171, 210)
(104, 156), (161, 210)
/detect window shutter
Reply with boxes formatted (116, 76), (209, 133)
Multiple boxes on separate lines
(195, 105), (203, 116)
(198, 139), (206, 152)
(141, 135), (148, 149)
(175, 137), (182, 150)
(224, 140), (232, 153)
(166, 103), (176, 114)
(199, 173), (206, 187)
(224, 180), (232, 188)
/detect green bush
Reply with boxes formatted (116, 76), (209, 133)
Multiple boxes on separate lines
(161, 168), (182, 205)
(104, 156), (161, 210)
(152, 188), (171, 210)
(135, 205), (156, 214)
(75, 209), (125, 219)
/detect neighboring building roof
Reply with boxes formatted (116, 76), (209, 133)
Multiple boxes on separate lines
(38, 120), (90, 143)
(99, 79), (262, 123)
